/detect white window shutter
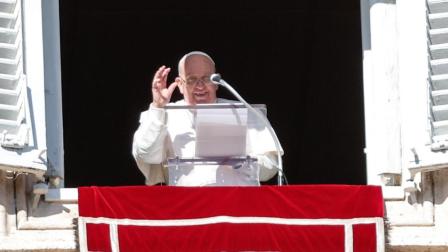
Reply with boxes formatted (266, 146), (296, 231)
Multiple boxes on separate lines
(404, 0), (448, 179)
(0, 0), (48, 175)
(429, 0), (448, 151)
(0, 0), (28, 149)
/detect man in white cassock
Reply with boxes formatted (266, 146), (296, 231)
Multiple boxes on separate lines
(132, 51), (282, 186)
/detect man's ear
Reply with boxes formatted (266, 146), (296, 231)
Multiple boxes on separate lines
(175, 77), (184, 94)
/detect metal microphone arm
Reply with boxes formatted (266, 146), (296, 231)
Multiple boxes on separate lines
(211, 74), (284, 185)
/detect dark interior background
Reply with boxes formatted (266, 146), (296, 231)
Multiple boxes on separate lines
(59, 0), (365, 187)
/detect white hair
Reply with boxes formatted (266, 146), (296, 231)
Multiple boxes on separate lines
(178, 51), (215, 76)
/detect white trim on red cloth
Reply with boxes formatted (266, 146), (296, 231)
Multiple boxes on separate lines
(78, 216), (384, 252)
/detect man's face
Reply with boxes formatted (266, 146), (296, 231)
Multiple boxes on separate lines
(178, 55), (218, 105)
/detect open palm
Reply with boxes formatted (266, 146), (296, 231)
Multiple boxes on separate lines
(151, 66), (178, 108)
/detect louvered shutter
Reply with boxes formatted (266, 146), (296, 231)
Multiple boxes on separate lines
(0, 0), (27, 149)
(0, 0), (49, 174)
(428, 0), (448, 152)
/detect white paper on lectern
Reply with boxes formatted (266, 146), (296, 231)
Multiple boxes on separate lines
(195, 107), (248, 157)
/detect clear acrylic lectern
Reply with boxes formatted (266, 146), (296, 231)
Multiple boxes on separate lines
(165, 103), (267, 186)
(167, 156), (259, 186)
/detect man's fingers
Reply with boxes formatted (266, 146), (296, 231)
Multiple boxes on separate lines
(150, 66), (175, 107)
(154, 66), (165, 79)
(166, 81), (178, 95)
(152, 66), (171, 89)
(155, 66), (168, 79)
(161, 67), (171, 84)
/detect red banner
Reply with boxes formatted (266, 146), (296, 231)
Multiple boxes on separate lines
(78, 185), (384, 252)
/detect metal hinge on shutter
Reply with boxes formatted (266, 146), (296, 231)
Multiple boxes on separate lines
(428, 0), (448, 151)
(0, 0), (28, 149)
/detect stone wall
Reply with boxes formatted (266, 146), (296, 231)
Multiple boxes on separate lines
(0, 170), (77, 251)
(386, 170), (448, 251)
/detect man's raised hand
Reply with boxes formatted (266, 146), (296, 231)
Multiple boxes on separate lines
(151, 66), (178, 108)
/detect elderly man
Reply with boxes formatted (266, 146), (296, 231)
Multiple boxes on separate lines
(132, 51), (281, 186)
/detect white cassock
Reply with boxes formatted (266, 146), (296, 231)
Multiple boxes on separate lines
(132, 98), (283, 186)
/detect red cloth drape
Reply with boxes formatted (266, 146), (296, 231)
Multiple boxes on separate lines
(78, 185), (384, 252)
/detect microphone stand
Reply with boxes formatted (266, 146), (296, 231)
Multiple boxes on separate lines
(211, 74), (284, 185)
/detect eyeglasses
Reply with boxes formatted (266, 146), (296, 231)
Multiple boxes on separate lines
(181, 75), (212, 86)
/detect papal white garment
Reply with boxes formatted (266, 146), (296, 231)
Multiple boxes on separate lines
(132, 98), (282, 186)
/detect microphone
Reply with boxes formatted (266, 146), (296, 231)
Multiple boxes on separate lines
(210, 73), (222, 84)
(210, 73), (285, 185)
